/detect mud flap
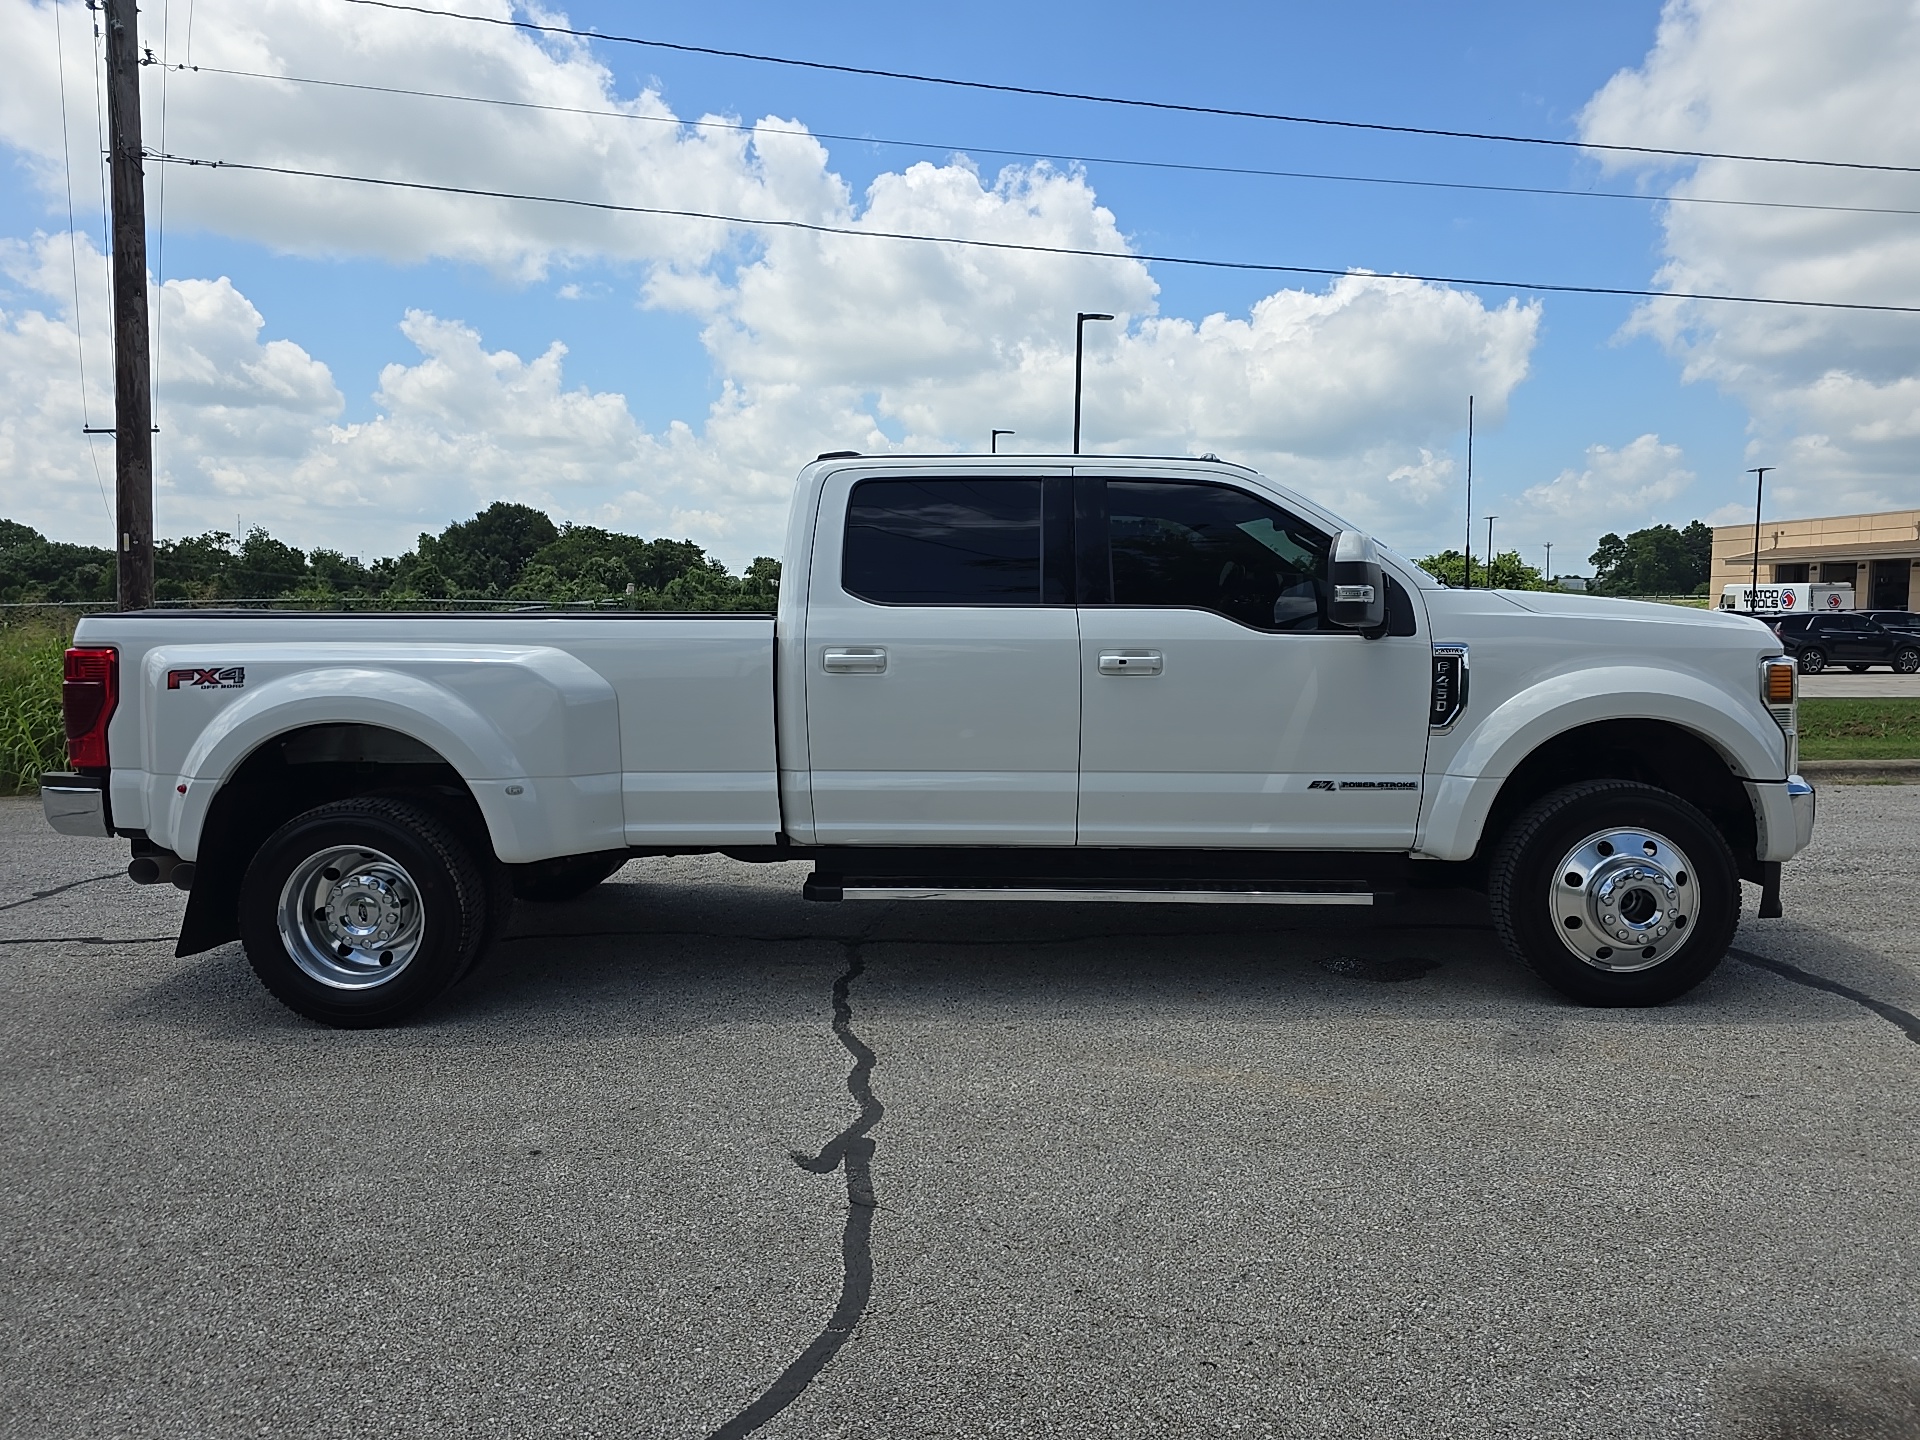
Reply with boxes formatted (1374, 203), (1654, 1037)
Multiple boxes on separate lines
(1757, 860), (1783, 920)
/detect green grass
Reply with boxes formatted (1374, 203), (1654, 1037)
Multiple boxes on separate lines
(1798, 698), (1920, 761)
(0, 620), (68, 794)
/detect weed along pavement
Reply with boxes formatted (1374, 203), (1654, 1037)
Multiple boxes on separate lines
(3, 793), (1919, 1439)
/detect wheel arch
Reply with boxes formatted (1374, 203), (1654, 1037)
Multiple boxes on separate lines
(176, 721), (501, 958)
(1420, 717), (1763, 884)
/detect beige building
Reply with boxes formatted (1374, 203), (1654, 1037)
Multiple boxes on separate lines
(1711, 507), (1920, 611)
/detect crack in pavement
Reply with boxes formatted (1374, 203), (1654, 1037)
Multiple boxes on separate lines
(705, 941), (883, 1440)
(1730, 946), (1920, 1046)
(0, 935), (175, 946)
(0, 872), (122, 912)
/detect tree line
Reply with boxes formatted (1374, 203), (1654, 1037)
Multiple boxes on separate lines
(0, 504), (780, 610)
(3, 504), (1716, 607)
(1417, 520), (1713, 595)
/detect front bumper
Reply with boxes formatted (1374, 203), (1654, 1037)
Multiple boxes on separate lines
(1747, 774), (1816, 863)
(41, 773), (112, 839)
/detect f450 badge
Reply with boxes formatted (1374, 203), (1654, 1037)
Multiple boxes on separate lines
(167, 666), (246, 690)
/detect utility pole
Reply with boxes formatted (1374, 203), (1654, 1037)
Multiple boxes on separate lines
(1747, 466), (1774, 608)
(1485, 515), (1499, 585)
(1462, 395), (1474, 589)
(1543, 541), (1553, 585)
(106, 0), (154, 609)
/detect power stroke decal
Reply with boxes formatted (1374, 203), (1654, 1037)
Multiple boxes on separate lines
(1308, 779), (1418, 792)
(167, 666), (246, 691)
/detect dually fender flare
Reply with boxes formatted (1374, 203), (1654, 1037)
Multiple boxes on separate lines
(1414, 664), (1782, 862)
(162, 666), (523, 861)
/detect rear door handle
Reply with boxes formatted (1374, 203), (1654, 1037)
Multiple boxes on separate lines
(1098, 650), (1163, 676)
(823, 647), (887, 674)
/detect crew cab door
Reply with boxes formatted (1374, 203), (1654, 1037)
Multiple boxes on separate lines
(1074, 475), (1429, 847)
(803, 470), (1080, 844)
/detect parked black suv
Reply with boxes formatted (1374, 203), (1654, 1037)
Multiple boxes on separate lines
(1772, 612), (1920, 674)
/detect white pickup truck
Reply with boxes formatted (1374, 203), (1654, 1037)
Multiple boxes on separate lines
(42, 454), (1815, 1025)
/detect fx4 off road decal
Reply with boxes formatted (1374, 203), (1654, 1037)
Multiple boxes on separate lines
(167, 666), (246, 691)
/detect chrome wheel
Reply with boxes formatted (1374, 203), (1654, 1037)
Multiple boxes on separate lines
(276, 845), (427, 989)
(1548, 826), (1697, 973)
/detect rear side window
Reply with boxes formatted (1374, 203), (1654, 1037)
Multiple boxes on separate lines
(1778, 616), (1810, 633)
(1102, 480), (1332, 631)
(843, 478), (1069, 605)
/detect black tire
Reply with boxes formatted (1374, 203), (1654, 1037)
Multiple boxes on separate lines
(1797, 647), (1827, 674)
(1896, 647), (1920, 675)
(1847, 664), (1870, 673)
(1488, 780), (1740, 1007)
(510, 851), (628, 903)
(240, 798), (486, 1028)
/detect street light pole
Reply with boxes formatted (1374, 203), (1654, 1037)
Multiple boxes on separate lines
(991, 429), (1015, 454)
(1747, 466), (1774, 607)
(1543, 542), (1553, 585)
(1463, 395), (1474, 589)
(1485, 515), (1499, 585)
(1073, 312), (1114, 453)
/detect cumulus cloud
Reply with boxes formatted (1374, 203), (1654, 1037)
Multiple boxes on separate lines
(1518, 434), (1696, 534)
(1580, 0), (1920, 517)
(0, 0), (1541, 562)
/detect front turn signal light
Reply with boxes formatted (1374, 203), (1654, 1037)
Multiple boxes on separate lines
(1763, 659), (1796, 705)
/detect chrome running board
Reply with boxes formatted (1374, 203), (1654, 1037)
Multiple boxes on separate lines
(805, 876), (1374, 905)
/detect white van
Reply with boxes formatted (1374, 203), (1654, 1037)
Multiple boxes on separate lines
(1719, 582), (1853, 617)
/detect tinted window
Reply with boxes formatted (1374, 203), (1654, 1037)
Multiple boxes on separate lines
(1103, 480), (1331, 631)
(1777, 616), (1811, 633)
(844, 478), (1061, 605)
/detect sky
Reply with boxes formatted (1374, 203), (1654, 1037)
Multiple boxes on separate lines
(1, 0), (1918, 576)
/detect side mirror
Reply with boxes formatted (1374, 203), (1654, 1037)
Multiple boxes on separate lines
(1329, 530), (1387, 633)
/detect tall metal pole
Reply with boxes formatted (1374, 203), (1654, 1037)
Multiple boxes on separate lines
(1485, 515), (1498, 585)
(106, 0), (154, 610)
(1072, 312), (1113, 453)
(1463, 396), (1474, 589)
(991, 429), (1014, 454)
(1543, 541), (1552, 584)
(1746, 466), (1773, 607)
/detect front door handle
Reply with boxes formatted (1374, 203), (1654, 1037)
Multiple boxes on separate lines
(823, 647), (887, 674)
(1098, 650), (1163, 676)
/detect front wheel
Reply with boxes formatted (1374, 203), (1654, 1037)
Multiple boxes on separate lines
(1896, 647), (1920, 674)
(1798, 647), (1827, 674)
(1488, 780), (1740, 1007)
(240, 798), (487, 1027)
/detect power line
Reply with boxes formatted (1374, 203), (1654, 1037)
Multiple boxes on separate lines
(151, 152), (1920, 315)
(52, 0), (113, 524)
(165, 63), (1920, 222)
(336, 0), (1920, 177)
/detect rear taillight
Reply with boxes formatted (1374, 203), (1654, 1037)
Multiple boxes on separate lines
(63, 647), (117, 769)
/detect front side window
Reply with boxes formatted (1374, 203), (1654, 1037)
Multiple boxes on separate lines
(843, 478), (1055, 604)
(1103, 480), (1331, 631)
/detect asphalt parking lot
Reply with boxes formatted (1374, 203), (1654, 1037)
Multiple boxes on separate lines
(3, 791), (1918, 1440)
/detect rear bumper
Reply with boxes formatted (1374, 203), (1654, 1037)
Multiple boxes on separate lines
(1748, 775), (1816, 863)
(41, 773), (112, 839)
